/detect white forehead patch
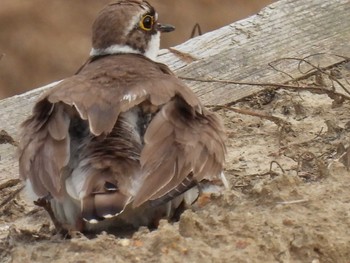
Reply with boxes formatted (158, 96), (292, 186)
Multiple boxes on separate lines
(123, 8), (145, 37)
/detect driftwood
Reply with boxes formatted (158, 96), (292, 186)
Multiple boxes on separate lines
(1, 0), (350, 183)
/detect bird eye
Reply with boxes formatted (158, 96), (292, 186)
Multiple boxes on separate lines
(139, 15), (154, 31)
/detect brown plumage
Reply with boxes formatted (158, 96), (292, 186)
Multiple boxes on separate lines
(18, 0), (226, 232)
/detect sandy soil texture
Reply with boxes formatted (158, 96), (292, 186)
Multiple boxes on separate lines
(1, 61), (350, 262)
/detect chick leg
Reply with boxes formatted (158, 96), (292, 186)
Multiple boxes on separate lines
(34, 197), (66, 235)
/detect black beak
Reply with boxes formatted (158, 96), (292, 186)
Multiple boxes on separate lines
(157, 23), (175, 33)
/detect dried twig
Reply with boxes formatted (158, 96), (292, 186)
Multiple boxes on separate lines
(269, 54), (350, 95)
(190, 23), (202, 38)
(0, 130), (18, 146)
(270, 161), (285, 174)
(0, 185), (24, 209)
(328, 145), (350, 171)
(237, 161), (286, 179)
(299, 57), (349, 95)
(296, 151), (329, 179)
(312, 127), (324, 140)
(268, 60), (297, 83)
(206, 104), (290, 128)
(0, 179), (21, 191)
(271, 53), (350, 76)
(180, 76), (350, 101)
(181, 53), (350, 104)
(276, 199), (309, 205)
(168, 48), (197, 63)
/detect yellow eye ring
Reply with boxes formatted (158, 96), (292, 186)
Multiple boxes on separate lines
(139, 15), (154, 31)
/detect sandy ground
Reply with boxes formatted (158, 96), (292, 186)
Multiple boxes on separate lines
(1, 63), (350, 262)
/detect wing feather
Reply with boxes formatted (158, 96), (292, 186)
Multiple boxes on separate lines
(19, 100), (70, 198)
(43, 54), (200, 136)
(133, 97), (226, 207)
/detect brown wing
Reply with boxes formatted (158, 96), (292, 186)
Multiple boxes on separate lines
(132, 97), (226, 207)
(18, 100), (71, 198)
(46, 54), (200, 136)
(19, 54), (201, 202)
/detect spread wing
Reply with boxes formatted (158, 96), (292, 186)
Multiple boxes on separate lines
(18, 54), (201, 201)
(132, 97), (226, 207)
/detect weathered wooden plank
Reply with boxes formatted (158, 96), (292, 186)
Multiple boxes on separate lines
(0, 0), (349, 182)
(159, 0), (350, 105)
